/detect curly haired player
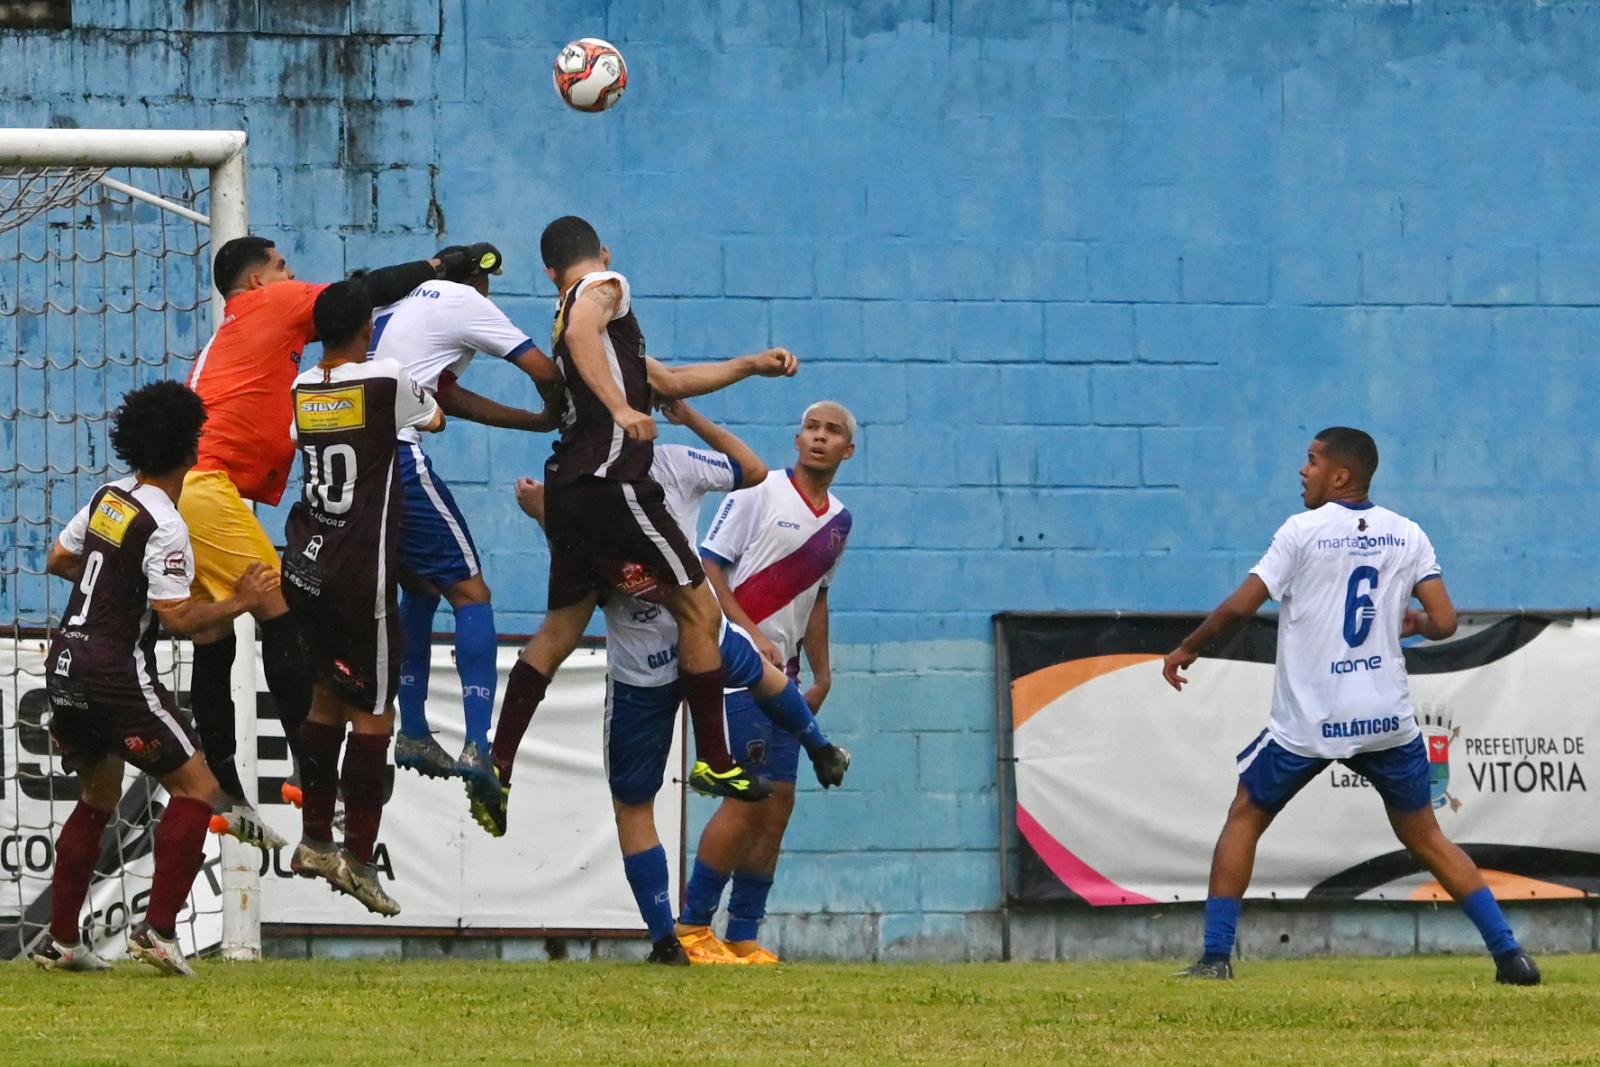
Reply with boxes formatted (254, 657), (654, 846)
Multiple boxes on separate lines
(35, 381), (279, 977)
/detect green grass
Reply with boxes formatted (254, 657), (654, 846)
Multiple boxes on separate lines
(2, 955), (1597, 1066)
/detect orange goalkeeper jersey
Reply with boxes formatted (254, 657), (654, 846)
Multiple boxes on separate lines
(188, 280), (328, 506)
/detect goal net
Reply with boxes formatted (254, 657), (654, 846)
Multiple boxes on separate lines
(0, 131), (253, 962)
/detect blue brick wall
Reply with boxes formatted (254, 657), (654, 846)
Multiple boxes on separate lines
(7, 0), (1600, 956)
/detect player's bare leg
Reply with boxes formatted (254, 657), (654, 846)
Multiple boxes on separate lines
(1174, 784), (1275, 979)
(293, 684), (401, 917)
(662, 581), (772, 801)
(1387, 803), (1540, 984)
(124, 753), (224, 977)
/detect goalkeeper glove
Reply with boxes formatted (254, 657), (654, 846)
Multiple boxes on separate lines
(436, 243), (504, 281)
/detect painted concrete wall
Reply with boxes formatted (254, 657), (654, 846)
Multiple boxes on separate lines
(5, 1), (1600, 957)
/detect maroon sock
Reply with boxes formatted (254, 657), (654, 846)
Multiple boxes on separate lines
(680, 667), (733, 772)
(146, 796), (212, 938)
(490, 661), (550, 785)
(340, 734), (390, 865)
(299, 720), (344, 845)
(50, 803), (111, 944)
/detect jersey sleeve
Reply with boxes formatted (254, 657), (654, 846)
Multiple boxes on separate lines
(460, 290), (535, 361)
(58, 502), (92, 555)
(270, 281), (331, 344)
(392, 364), (441, 433)
(1411, 525), (1443, 588)
(1249, 518), (1300, 601)
(142, 518), (195, 601)
(701, 487), (761, 567)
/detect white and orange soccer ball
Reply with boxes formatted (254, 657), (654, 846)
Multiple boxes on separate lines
(553, 38), (627, 113)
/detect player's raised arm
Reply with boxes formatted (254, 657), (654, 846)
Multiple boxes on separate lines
(434, 369), (552, 431)
(660, 399), (768, 487)
(1162, 574), (1271, 691)
(646, 349), (799, 401)
(566, 279), (657, 441)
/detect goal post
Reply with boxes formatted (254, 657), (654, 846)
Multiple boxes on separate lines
(0, 129), (259, 960)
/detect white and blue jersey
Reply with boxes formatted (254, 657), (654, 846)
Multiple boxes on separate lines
(370, 280), (535, 587)
(1249, 500), (1441, 760)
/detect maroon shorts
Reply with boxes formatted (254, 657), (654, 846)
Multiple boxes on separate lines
(283, 568), (402, 716)
(545, 476), (705, 611)
(47, 675), (199, 779)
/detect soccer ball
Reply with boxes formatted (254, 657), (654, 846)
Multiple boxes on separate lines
(554, 38), (627, 113)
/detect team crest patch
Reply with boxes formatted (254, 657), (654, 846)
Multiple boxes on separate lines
(1418, 703), (1460, 812)
(88, 492), (140, 546)
(296, 384), (366, 432)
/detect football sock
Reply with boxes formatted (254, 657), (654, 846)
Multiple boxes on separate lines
(299, 720), (344, 845)
(679, 858), (731, 927)
(260, 612), (311, 765)
(622, 845), (676, 943)
(454, 602), (498, 749)
(340, 734), (390, 865)
(1460, 886), (1520, 957)
(1202, 895), (1242, 960)
(148, 796), (212, 939)
(725, 871), (775, 944)
(50, 802), (111, 944)
(190, 635), (245, 800)
(756, 681), (829, 756)
(398, 589), (439, 738)
(680, 667), (734, 773)
(491, 661), (550, 785)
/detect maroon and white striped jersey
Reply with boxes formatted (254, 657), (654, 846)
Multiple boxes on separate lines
(546, 271), (653, 488)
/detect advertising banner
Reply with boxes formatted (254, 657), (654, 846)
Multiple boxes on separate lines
(0, 641), (675, 955)
(1001, 613), (1600, 906)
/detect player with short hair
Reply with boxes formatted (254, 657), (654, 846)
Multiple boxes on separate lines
(1163, 428), (1540, 985)
(184, 237), (496, 828)
(511, 399), (849, 965)
(367, 245), (561, 802)
(482, 215), (801, 830)
(281, 282), (443, 917)
(677, 401), (855, 963)
(34, 381), (279, 977)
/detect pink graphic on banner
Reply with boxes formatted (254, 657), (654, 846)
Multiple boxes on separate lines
(1016, 804), (1157, 906)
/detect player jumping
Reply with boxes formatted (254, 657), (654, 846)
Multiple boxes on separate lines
(282, 282), (443, 918)
(185, 236), (495, 828)
(1163, 428), (1540, 986)
(482, 215), (801, 831)
(511, 399), (850, 964)
(677, 401), (855, 964)
(34, 382), (279, 977)
(367, 244), (561, 801)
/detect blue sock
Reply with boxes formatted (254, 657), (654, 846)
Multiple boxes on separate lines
(1460, 886), (1520, 957)
(398, 590), (440, 738)
(679, 858), (730, 928)
(454, 602), (497, 749)
(756, 681), (829, 757)
(1203, 896), (1242, 961)
(725, 871), (774, 944)
(622, 845), (676, 943)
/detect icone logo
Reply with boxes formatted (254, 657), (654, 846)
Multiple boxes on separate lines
(1330, 654), (1382, 674)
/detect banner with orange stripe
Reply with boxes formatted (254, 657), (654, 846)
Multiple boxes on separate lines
(999, 612), (1600, 906)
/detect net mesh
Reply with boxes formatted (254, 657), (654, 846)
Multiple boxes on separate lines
(0, 166), (223, 959)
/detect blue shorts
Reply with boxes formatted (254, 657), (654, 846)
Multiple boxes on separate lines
(727, 689), (801, 785)
(1237, 731), (1431, 815)
(399, 444), (481, 590)
(606, 677), (679, 806)
(720, 624), (767, 692)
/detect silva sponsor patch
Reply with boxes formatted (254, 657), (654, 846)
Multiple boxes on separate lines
(88, 493), (140, 547)
(296, 384), (366, 432)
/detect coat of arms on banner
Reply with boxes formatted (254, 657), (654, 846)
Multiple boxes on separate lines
(1418, 703), (1460, 812)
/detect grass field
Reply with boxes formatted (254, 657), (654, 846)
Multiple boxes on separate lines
(2, 954), (1597, 1066)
